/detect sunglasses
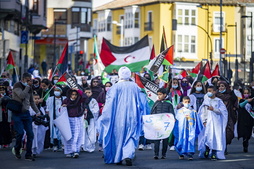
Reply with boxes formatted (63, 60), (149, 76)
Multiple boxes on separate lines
(93, 81), (98, 83)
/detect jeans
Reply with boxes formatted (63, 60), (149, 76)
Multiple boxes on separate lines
(12, 110), (34, 157)
(154, 138), (169, 157)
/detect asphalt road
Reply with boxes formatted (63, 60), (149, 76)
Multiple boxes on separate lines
(0, 138), (253, 169)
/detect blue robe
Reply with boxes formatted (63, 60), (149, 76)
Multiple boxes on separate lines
(98, 80), (149, 164)
(174, 107), (203, 156)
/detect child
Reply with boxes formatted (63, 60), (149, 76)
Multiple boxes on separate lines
(198, 86), (228, 160)
(174, 96), (203, 160)
(46, 87), (66, 152)
(30, 94), (48, 157)
(62, 88), (87, 158)
(82, 87), (99, 152)
(151, 88), (174, 159)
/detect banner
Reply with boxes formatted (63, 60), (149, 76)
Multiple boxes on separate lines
(142, 113), (175, 140)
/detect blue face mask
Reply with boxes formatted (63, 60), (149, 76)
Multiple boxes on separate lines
(172, 85), (178, 89)
(22, 82), (28, 86)
(207, 92), (213, 97)
(196, 87), (202, 92)
(219, 89), (226, 93)
(183, 103), (190, 108)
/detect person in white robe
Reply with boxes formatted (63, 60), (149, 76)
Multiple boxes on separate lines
(198, 86), (228, 160)
(46, 87), (66, 152)
(81, 87), (99, 152)
(30, 94), (48, 156)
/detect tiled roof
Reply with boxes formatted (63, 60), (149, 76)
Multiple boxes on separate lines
(94, 0), (254, 11)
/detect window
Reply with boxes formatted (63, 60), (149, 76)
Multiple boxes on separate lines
(134, 12), (139, 28)
(71, 7), (92, 27)
(177, 8), (196, 25)
(125, 12), (133, 29)
(213, 12), (225, 32)
(98, 16), (105, 32)
(106, 15), (112, 31)
(32, 0), (38, 14)
(177, 35), (196, 54)
(134, 37), (139, 43)
(214, 38), (224, 53)
(54, 9), (67, 23)
(43, 0), (47, 17)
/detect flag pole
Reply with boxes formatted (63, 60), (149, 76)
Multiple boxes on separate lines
(14, 67), (19, 82)
(42, 84), (55, 100)
(50, 66), (58, 80)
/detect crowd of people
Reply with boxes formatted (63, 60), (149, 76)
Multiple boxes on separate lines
(0, 66), (253, 166)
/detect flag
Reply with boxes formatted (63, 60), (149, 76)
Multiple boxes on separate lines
(211, 63), (220, 77)
(134, 74), (159, 108)
(56, 72), (68, 86)
(200, 62), (212, 83)
(100, 35), (150, 73)
(56, 43), (68, 74)
(6, 51), (16, 70)
(189, 62), (202, 78)
(162, 45), (174, 66)
(93, 35), (105, 76)
(180, 69), (187, 78)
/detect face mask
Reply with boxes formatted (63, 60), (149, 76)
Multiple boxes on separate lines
(196, 87), (202, 92)
(70, 98), (75, 101)
(252, 86), (254, 89)
(54, 91), (61, 97)
(43, 88), (49, 92)
(244, 94), (250, 98)
(172, 85), (178, 89)
(207, 92), (213, 97)
(53, 80), (58, 84)
(219, 89), (226, 93)
(22, 82), (28, 86)
(182, 83), (187, 87)
(183, 103), (190, 108)
(105, 87), (110, 91)
(33, 84), (39, 88)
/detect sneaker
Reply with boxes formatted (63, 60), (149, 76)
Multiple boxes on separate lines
(179, 155), (184, 160)
(154, 156), (159, 160)
(145, 144), (152, 150)
(243, 147), (248, 153)
(204, 149), (209, 158)
(161, 156), (166, 159)
(13, 148), (21, 159)
(116, 161), (122, 165)
(66, 154), (72, 158)
(25, 155), (35, 161)
(125, 158), (132, 166)
(169, 146), (175, 151)
(138, 144), (144, 150)
(98, 147), (103, 152)
(53, 146), (58, 152)
(211, 154), (217, 161)
(188, 155), (193, 160)
(73, 153), (79, 158)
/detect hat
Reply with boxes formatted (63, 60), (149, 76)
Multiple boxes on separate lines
(118, 66), (131, 80)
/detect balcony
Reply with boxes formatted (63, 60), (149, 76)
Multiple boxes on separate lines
(80, 24), (91, 32)
(144, 22), (153, 31)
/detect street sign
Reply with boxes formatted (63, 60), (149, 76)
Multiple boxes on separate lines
(220, 48), (226, 54)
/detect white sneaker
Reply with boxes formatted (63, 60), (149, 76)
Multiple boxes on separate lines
(170, 146), (175, 151)
(145, 144), (152, 150)
(53, 146), (58, 152)
(138, 144), (144, 150)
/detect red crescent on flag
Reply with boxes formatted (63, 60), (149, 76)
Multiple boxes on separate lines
(124, 55), (136, 63)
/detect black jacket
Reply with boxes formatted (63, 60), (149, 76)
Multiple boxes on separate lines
(151, 100), (174, 115)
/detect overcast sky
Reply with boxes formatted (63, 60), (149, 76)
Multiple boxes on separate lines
(92, 0), (113, 8)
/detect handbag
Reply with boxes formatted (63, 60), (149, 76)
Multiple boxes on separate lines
(6, 99), (23, 113)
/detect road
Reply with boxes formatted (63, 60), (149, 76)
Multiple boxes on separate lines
(0, 138), (253, 169)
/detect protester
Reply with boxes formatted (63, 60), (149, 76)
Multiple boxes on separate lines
(82, 87), (99, 152)
(151, 88), (174, 160)
(30, 93), (48, 157)
(237, 87), (254, 153)
(97, 82), (112, 114)
(216, 81), (238, 154)
(62, 88), (87, 158)
(168, 78), (182, 108)
(198, 86), (228, 160)
(0, 83), (12, 148)
(12, 73), (41, 161)
(46, 86), (66, 152)
(180, 78), (191, 97)
(90, 78), (103, 100)
(38, 78), (53, 108)
(81, 77), (89, 89)
(98, 66), (149, 166)
(189, 81), (206, 112)
(174, 96), (202, 160)
(32, 77), (41, 94)
(41, 60), (47, 77)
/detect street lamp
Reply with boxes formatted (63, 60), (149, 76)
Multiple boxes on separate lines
(227, 22), (238, 80)
(242, 12), (253, 83)
(197, 5), (209, 60)
(112, 19), (124, 46)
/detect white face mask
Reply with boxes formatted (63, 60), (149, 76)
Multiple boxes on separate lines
(196, 87), (202, 92)
(54, 91), (61, 97)
(105, 87), (110, 91)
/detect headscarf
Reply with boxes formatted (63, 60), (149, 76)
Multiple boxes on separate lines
(118, 66), (131, 80)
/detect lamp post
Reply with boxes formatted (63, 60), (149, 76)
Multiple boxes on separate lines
(197, 5), (209, 60)
(227, 22), (238, 80)
(242, 12), (253, 83)
(112, 19), (124, 46)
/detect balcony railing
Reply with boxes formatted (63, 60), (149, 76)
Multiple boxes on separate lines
(144, 22), (153, 31)
(212, 23), (226, 33)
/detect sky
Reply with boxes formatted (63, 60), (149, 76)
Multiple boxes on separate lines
(92, 0), (113, 8)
